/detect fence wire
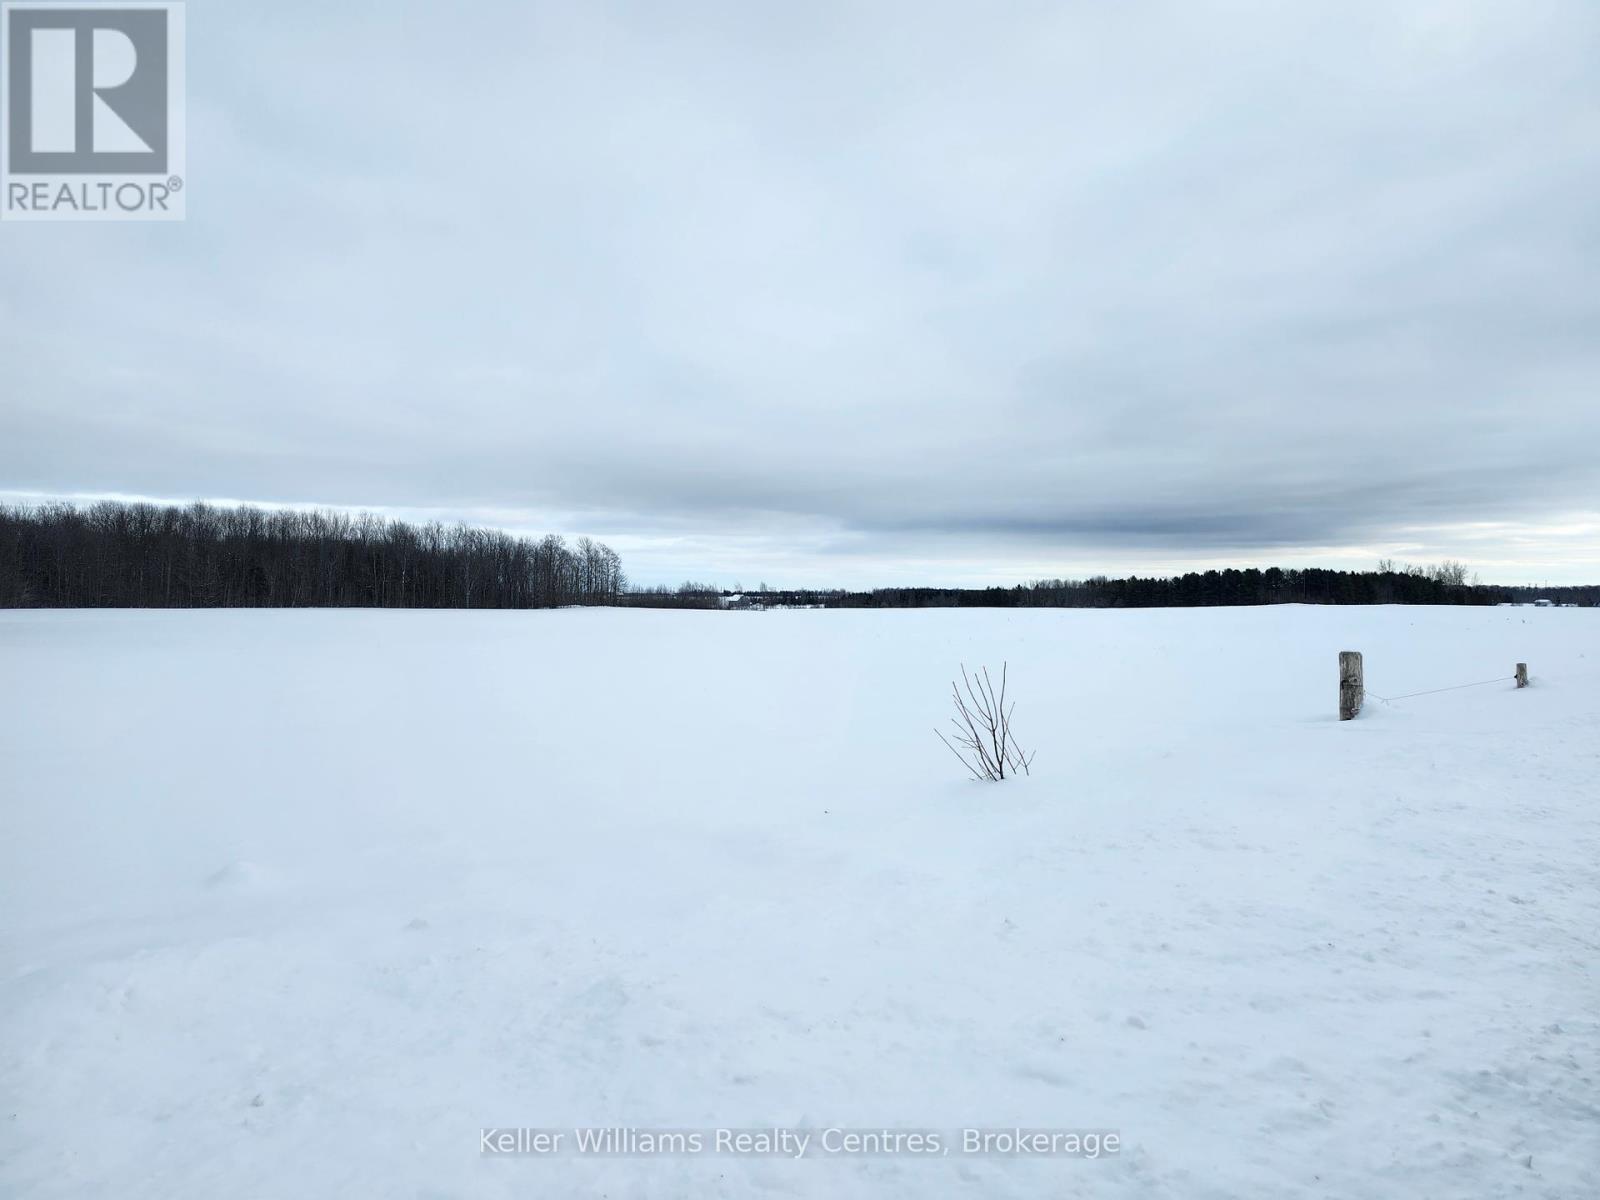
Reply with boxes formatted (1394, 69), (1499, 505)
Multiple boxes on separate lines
(1365, 676), (1512, 704)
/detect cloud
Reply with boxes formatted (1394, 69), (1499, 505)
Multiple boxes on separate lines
(3, 0), (1597, 585)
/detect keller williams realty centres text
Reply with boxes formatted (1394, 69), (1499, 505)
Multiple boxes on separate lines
(480, 1127), (1122, 1159)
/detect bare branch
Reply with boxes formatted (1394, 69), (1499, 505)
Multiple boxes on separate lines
(935, 661), (1035, 782)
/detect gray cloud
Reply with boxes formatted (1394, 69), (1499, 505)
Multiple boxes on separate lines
(3, 0), (1598, 585)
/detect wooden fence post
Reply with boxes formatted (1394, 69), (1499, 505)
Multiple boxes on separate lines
(1516, 663), (1528, 689)
(1339, 651), (1364, 721)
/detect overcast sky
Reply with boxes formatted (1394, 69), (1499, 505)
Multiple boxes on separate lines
(3, 0), (1597, 586)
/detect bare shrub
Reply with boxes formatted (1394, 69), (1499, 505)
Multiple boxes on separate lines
(935, 662), (1035, 781)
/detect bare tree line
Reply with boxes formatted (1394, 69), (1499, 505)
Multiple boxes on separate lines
(619, 581), (725, 610)
(725, 563), (1519, 610)
(0, 501), (625, 609)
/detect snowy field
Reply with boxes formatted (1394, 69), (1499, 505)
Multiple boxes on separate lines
(1, 605), (1596, 1199)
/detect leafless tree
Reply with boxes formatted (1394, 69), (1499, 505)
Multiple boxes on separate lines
(1427, 559), (1472, 587)
(935, 662), (1035, 782)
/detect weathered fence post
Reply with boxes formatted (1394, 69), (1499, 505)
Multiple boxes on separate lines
(1339, 651), (1364, 721)
(1516, 663), (1528, 689)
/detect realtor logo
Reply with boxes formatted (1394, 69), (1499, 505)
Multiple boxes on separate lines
(2, 1), (185, 220)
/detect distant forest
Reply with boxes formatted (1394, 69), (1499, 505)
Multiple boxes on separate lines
(2, 500), (1594, 610)
(0, 501), (625, 608)
(713, 568), (1598, 610)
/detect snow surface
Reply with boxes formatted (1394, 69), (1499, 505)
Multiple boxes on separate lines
(1, 606), (1596, 1199)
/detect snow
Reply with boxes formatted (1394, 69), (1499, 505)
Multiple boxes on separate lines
(1, 605), (1596, 1199)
